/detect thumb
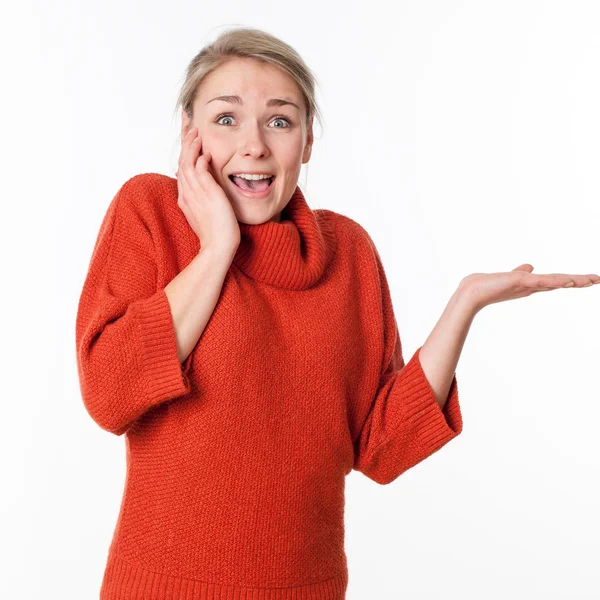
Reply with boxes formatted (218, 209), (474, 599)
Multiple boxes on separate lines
(513, 264), (534, 272)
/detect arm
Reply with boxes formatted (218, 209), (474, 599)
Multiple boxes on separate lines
(75, 176), (236, 436)
(353, 238), (466, 485)
(165, 244), (237, 365)
(418, 284), (477, 411)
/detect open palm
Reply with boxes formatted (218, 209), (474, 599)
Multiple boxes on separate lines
(460, 264), (600, 312)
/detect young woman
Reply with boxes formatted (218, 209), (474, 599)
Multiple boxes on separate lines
(75, 26), (599, 600)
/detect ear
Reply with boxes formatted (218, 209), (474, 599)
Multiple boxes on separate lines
(302, 116), (314, 164)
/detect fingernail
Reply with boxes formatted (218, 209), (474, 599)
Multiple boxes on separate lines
(564, 282), (575, 287)
(583, 282), (593, 287)
(594, 280), (600, 285)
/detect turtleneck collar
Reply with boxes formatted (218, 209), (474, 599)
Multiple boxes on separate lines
(232, 185), (336, 291)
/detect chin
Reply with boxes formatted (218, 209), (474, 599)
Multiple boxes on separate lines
(232, 202), (281, 225)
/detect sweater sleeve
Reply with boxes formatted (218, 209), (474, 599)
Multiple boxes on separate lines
(352, 237), (463, 485)
(75, 176), (193, 436)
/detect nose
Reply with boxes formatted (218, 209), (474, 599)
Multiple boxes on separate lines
(238, 120), (270, 159)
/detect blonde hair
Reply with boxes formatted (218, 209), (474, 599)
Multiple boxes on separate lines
(172, 26), (324, 135)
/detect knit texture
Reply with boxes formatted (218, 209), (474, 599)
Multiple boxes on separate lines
(75, 173), (463, 599)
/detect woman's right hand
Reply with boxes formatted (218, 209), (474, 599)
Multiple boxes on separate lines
(176, 126), (241, 254)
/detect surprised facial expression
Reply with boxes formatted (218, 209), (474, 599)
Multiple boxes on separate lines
(183, 57), (314, 225)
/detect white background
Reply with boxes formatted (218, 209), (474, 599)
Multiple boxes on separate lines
(2, 1), (599, 598)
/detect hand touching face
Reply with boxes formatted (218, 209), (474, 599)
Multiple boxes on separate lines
(176, 126), (241, 253)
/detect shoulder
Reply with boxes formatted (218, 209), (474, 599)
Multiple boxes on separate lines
(106, 172), (180, 237)
(99, 173), (183, 254)
(114, 172), (176, 212)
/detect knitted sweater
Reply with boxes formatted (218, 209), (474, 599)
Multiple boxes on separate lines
(75, 172), (463, 599)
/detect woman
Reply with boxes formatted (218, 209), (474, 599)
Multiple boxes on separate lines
(75, 26), (599, 599)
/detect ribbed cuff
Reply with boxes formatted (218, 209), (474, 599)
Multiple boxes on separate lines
(357, 345), (463, 485)
(407, 345), (462, 443)
(132, 288), (193, 406)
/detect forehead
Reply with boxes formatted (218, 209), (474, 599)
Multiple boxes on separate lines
(197, 58), (301, 103)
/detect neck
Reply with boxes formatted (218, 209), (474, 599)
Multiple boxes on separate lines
(232, 185), (337, 291)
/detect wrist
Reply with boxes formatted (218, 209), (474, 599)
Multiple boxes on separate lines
(199, 241), (239, 261)
(454, 281), (484, 317)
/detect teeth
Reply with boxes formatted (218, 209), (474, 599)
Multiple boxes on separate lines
(233, 173), (272, 180)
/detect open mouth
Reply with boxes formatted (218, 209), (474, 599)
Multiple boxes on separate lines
(228, 174), (275, 193)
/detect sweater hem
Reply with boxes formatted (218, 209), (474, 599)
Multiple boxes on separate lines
(100, 552), (349, 599)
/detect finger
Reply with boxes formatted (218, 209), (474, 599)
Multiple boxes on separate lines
(190, 133), (203, 161)
(186, 133), (203, 173)
(195, 153), (219, 193)
(182, 126), (197, 148)
(181, 119), (188, 143)
(178, 127), (198, 172)
(541, 277), (592, 288)
(178, 159), (197, 199)
(180, 133), (203, 191)
(188, 136), (212, 193)
(181, 123), (196, 144)
(531, 274), (573, 288)
(552, 275), (588, 287)
(195, 151), (211, 174)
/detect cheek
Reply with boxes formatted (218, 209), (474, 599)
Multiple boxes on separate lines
(197, 131), (216, 154)
(197, 136), (226, 167)
(275, 136), (305, 164)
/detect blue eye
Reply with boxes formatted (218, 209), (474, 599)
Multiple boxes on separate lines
(216, 115), (235, 126)
(214, 113), (293, 128)
(270, 117), (292, 128)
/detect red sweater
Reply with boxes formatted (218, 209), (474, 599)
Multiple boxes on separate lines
(75, 172), (463, 599)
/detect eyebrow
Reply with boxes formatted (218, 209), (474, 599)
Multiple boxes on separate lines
(205, 95), (301, 111)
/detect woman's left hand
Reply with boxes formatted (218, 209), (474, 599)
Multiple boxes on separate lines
(459, 264), (600, 313)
